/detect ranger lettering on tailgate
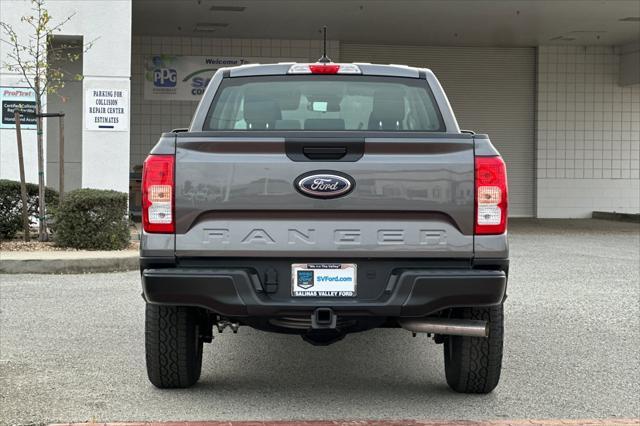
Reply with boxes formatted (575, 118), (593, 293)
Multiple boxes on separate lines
(202, 227), (447, 246)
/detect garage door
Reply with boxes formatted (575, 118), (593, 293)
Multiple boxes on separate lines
(341, 44), (536, 217)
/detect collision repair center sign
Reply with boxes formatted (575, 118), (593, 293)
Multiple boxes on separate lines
(85, 88), (128, 131)
(144, 55), (302, 101)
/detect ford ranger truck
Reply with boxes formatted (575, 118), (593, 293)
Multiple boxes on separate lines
(140, 62), (508, 393)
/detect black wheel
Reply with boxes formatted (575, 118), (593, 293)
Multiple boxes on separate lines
(145, 304), (204, 388)
(443, 304), (504, 394)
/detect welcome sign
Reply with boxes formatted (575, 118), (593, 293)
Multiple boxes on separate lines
(143, 55), (304, 101)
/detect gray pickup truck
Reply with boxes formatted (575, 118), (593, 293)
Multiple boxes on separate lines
(140, 62), (509, 393)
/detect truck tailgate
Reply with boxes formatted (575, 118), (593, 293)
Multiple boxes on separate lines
(174, 135), (474, 258)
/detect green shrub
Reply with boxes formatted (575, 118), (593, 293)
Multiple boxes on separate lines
(54, 189), (130, 250)
(0, 179), (59, 240)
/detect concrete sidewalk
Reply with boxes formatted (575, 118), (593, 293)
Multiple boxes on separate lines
(0, 249), (138, 274)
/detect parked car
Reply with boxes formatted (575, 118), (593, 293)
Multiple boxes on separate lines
(140, 61), (509, 393)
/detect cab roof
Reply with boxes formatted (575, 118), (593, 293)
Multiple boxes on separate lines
(226, 62), (431, 79)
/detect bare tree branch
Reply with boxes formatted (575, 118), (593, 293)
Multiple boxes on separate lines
(0, 23), (37, 94)
(47, 11), (75, 34)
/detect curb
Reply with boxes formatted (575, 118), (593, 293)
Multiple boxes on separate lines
(0, 251), (138, 274)
(48, 420), (640, 426)
(592, 211), (640, 223)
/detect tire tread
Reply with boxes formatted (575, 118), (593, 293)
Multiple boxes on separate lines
(145, 304), (203, 388)
(444, 304), (504, 394)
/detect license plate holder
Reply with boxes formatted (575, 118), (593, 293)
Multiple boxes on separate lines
(291, 263), (357, 297)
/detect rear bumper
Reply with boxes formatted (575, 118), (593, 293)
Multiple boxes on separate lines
(141, 267), (507, 318)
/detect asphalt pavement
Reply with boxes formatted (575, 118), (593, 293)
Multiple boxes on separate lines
(1, 219), (639, 424)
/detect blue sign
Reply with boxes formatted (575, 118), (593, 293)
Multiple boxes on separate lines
(0, 86), (36, 130)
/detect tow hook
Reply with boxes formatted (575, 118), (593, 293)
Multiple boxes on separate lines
(216, 319), (239, 334)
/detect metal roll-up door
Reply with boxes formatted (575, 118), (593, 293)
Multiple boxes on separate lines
(341, 44), (536, 217)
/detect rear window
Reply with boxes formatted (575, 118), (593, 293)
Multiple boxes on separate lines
(203, 75), (445, 132)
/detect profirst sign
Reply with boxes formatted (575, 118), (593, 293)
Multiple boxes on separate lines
(0, 87), (36, 129)
(85, 88), (128, 131)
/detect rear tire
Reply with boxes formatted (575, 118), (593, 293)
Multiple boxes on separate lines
(145, 304), (204, 388)
(443, 304), (504, 394)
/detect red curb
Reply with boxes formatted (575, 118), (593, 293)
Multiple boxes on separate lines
(48, 420), (640, 426)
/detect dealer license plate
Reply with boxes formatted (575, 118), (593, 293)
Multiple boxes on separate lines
(291, 263), (357, 297)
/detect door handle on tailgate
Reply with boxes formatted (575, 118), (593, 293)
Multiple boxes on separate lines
(302, 146), (347, 160)
(285, 137), (365, 162)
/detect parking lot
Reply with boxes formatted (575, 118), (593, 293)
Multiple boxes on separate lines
(1, 219), (639, 424)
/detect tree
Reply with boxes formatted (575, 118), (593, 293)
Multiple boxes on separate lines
(1, 0), (94, 241)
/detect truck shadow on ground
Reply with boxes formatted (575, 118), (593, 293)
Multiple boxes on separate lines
(164, 328), (484, 402)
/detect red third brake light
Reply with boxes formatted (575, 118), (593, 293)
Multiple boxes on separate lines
(288, 63), (361, 75)
(475, 156), (508, 235)
(142, 154), (175, 233)
(309, 64), (340, 74)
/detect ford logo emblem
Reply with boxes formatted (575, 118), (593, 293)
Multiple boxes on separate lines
(295, 172), (354, 199)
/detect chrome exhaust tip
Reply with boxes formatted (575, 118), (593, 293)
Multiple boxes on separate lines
(399, 318), (489, 338)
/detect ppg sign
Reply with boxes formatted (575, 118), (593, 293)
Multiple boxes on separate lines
(153, 68), (177, 87)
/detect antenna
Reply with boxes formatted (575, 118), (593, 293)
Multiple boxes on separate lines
(317, 26), (332, 63)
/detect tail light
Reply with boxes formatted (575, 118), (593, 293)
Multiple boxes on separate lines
(475, 156), (508, 235)
(142, 154), (175, 233)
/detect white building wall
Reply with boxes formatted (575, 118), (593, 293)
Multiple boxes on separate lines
(537, 46), (640, 217)
(130, 36), (339, 168)
(0, 0), (131, 193)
